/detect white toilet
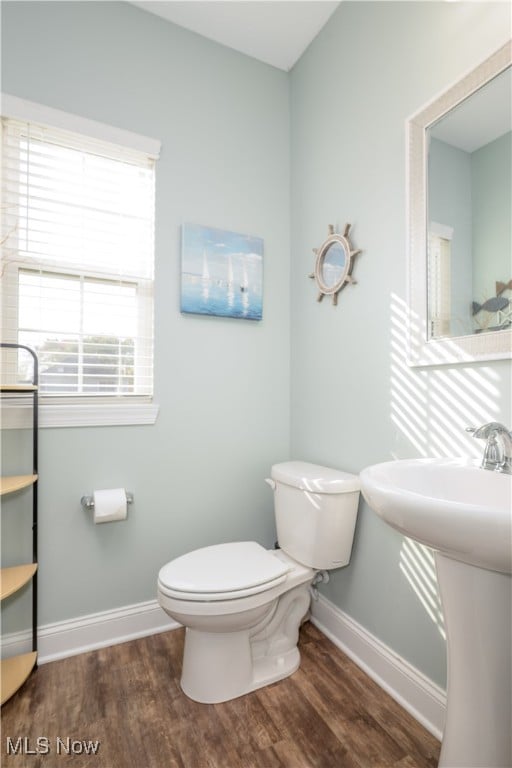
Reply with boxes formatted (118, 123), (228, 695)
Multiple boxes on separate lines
(157, 461), (360, 704)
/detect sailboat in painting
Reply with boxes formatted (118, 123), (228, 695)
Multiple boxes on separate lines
(227, 254), (234, 287)
(202, 249), (209, 282)
(240, 262), (249, 293)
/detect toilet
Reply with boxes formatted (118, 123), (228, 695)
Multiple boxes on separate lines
(157, 461), (360, 703)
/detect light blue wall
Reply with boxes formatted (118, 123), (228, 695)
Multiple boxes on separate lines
(290, 1), (511, 687)
(1, 2), (291, 629)
(429, 137), (473, 335)
(472, 130), (512, 303)
(2, 0), (511, 694)
(428, 129), (512, 335)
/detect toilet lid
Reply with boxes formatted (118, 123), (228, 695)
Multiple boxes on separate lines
(158, 542), (291, 599)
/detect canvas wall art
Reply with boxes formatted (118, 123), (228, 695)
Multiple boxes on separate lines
(181, 223), (263, 320)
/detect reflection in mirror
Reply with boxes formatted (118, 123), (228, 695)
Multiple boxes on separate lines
(407, 41), (512, 365)
(321, 242), (346, 287)
(427, 66), (511, 341)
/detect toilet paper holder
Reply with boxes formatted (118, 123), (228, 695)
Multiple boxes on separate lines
(81, 491), (134, 510)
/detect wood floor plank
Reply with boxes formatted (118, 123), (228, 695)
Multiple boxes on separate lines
(243, 745), (284, 767)
(1, 622), (440, 767)
(297, 624), (439, 767)
(272, 738), (326, 768)
(215, 693), (283, 752)
(256, 679), (360, 768)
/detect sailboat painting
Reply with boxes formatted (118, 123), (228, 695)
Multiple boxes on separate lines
(181, 223), (263, 320)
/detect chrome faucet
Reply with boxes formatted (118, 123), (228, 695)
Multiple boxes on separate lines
(466, 422), (512, 475)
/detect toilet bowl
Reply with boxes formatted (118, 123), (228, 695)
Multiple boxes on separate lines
(158, 461), (360, 704)
(158, 543), (313, 703)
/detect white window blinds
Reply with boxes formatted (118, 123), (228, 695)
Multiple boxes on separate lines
(1, 117), (156, 397)
(428, 224), (453, 340)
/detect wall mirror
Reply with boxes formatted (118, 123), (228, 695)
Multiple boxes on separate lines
(309, 223), (361, 305)
(407, 41), (511, 365)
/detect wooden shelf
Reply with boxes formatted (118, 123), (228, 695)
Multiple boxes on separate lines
(1, 564), (37, 601)
(0, 652), (37, 705)
(0, 475), (38, 496)
(0, 344), (38, 704)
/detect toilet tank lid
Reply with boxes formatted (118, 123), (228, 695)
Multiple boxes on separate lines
(271, 461), (360, 493)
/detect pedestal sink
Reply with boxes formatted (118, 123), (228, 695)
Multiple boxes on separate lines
(360, 458), (512, 768)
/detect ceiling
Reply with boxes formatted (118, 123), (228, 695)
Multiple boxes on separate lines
(430, 66), (511, 153)
(130, 1), (341, 71)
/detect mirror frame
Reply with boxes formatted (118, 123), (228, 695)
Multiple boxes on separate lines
(406, 40), (512, 366)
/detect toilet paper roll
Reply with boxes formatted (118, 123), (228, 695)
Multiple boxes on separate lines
(93, 488), (128, 524)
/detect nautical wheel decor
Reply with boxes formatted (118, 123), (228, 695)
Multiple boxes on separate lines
(309, 223), (362, 305)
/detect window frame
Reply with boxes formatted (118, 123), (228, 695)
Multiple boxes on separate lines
(1, 94), (160, 428)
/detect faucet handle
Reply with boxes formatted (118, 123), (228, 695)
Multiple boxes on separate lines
(468, 422), (507, 439)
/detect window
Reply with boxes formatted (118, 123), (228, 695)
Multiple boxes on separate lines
(18, 270), (140, 394)
(1, 109), (158, 424)
(428, 223), (453, 339)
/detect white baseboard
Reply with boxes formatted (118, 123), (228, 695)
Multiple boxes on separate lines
(310, 594), (446, 741)
(1, 592), (446, 741)
(1, 599), (180, 664)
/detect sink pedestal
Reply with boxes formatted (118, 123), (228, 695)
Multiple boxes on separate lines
(436, 553), (512, 768)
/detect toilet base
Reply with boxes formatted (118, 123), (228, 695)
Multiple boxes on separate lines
(252, 645), (301, 690)
(181, 629), (301, 704)
(180, 583), (311, 703)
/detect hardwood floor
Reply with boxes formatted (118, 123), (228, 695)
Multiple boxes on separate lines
(1, 622), (440, 767)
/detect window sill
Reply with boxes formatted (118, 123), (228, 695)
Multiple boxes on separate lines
(1, 400), (159, 429)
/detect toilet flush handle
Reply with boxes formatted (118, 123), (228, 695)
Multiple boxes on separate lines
(265, 478), (276, 491)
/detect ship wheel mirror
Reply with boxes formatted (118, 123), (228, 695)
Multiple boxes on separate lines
(309, 223), (362, 305)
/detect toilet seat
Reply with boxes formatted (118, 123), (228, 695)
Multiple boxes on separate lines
(158, 541), (292, 601)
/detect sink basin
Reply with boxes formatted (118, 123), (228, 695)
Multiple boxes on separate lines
(360, 457), (512, 768)
(360, 457), (512, 573)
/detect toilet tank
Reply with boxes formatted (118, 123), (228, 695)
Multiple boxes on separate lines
(269, 461), (360, 570)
